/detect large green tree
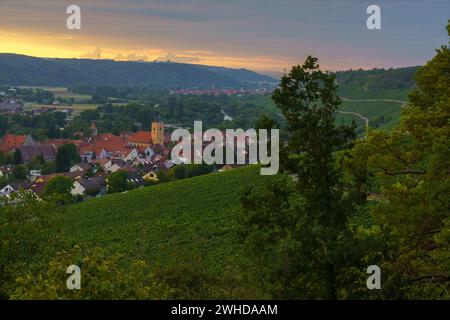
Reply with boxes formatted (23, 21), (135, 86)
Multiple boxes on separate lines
(10, 246), (172, 300)
(240, 57), (366, 299)
(352, 21), (450, 298)
(43, 176), (74, 203)
(0, 193), (63, 299)
(13, 149), (23, 165)
(12, 164), (27, 180)
(55, 143), (80, 173)
(107, 170), (133, 194)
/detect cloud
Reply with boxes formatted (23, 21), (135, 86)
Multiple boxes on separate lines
(155, 52), (202, 63)
(79, 47), (102, 59)
(114, 52), (150, 61)
(2, 0), (450, 71)
(77, 48), (203, 64)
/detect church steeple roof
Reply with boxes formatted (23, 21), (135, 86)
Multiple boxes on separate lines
(90, 122), (98, 136)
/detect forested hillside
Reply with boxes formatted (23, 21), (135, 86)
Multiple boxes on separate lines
(0, 54), (274, 88)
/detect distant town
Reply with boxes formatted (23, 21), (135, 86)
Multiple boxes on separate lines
(0, 87), (251, 202)
(169, 87), (275, 96)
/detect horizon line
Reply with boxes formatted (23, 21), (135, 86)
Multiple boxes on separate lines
(0, 52), (423, 77)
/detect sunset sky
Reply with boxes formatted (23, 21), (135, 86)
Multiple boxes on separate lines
(0, 0), (449, 75)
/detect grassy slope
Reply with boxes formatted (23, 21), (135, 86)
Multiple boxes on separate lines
(59, 166), (272, 272)
(337, 86), (410, 101)
(337, 86), (409, 132)
(340, 100), (402, 130)
(246, 87), (408, 133)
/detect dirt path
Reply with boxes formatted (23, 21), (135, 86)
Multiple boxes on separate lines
(338, 97), (407, 136)
(277, 97), (407, 138)
(337, 110), (369, 129)
(341, 97), (407, 105)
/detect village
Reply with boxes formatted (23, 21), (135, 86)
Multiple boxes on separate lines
(0, 89), (23, 114)
(0, 118), (172, 199)
(0, 116), (242, 201)
(0, 86), (264, 202)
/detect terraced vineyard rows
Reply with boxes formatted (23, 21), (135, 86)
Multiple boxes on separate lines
(58, 165), (274, 272)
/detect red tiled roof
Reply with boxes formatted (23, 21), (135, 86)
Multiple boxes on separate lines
(95, 133), (123, 142)
(128, 131), (152, 144)
(0, 133), (27, 153)
(91, 158), (109, 166)
(79, 143), (105, 156)
(43, 139), (82, 149)
(79, 134), (133, 157)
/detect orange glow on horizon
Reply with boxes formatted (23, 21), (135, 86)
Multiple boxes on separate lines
(0, 29), (294, 74)
(0, 27), (381, 73)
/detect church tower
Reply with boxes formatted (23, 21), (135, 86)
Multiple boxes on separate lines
(90, 122), (98, 137)
(151, 117), (164, 146)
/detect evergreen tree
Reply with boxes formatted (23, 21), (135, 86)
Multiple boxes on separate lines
(55, 143), (80, 173)
(240, 57), (362, 299)
(107, 170), (133, 194)
(351, 21), (450, 298)
(12, 164), (28, 180)
(13, 149), (23, 165)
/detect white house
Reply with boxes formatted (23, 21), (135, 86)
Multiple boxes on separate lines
(29, 169), (41, 176)
(70, 163), (91, 173)
(123, 148), (139, 162)
(28, 169), (42, 182)
(71, 181), (86, 196)
(71, 176), (106, 196)
(0, 184), (16, 196)
(98, 149), (108, 160)
(106, 163), (123, 173)
(132, 157), (150, 166)
(102, 159), (113, 171)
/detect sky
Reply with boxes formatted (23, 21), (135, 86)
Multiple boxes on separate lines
(0, 0), (448, 75)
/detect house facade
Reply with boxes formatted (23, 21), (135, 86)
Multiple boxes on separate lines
(0, 184), (15, 196)
(18, 145), (56, 164)
(72, 176), (106, 197)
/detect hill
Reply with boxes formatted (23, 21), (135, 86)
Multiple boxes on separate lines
(335, 66), (418, 91)
(58, 166), (274, 272)
(201, 65), (276, 83)
(332, 67), (419, 132)
(241, 66), (418, 134)
(0, 54), (275, 89)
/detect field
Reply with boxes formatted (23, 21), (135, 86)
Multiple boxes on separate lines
(335, 85), (408, 132)
(58, 166), (274, 273)
(53, 91), (92, 101)
(238, 88), (407, 134)
(335, 113), (366, 135)
(340, 100), (403, 131)
(18, 86), (92, 102)
(337, 85), (410, 101)
(25, 103), (98, 116)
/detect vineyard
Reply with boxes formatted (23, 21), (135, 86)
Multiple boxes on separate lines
(58, 165), (274, 272)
